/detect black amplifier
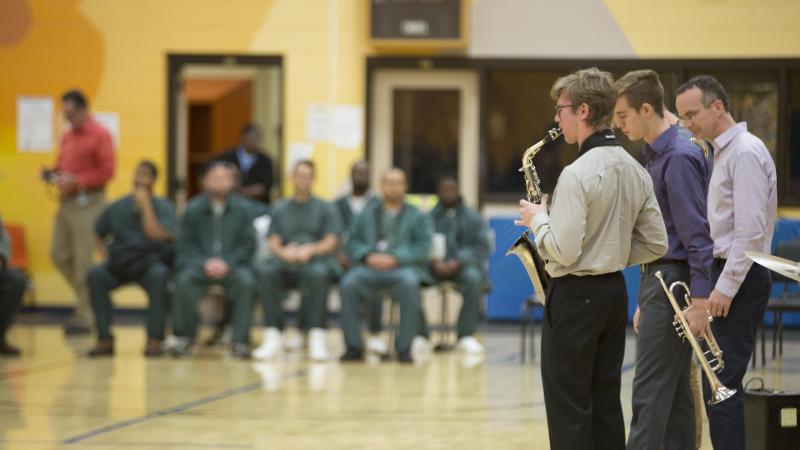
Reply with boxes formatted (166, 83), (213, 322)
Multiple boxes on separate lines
(745, 378), (800, 450)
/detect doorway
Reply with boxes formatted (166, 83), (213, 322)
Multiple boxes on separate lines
(370, 69), (479, 207)
(167, 55), (283, 208)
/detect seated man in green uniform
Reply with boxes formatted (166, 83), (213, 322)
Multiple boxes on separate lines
(0, 214), (27, 356)
(169, 161), (256, 359)
(253, 160), (341, 361)
(87, 161), (175, 357)
(425, 176), (489, 354)
(339, 168), (433, 363)
(334, 160), (385, 355)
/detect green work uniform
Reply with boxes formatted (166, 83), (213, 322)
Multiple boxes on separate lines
(89, 195), (175, 340)
(256, 196), (342, 330)
(335, 194), (383, 333)
(421, 201), (490, 339)
(340, 201), (433, 353)
(174, 194), (256, 344)
(0, 215), (27, 344)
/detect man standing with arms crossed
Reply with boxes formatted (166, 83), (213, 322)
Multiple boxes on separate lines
(614, 70), (714, 450)
(516, 68), (667, 450)
(676, 75), (777, 450)
(46, 90), (114, 335)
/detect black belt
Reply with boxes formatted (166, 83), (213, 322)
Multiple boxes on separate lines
(641, 258), (687, 270)
(649, 258), (687, 266)
(554, 271), (622, 281)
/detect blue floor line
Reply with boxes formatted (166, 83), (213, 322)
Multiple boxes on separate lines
(62, 369), (305, 446)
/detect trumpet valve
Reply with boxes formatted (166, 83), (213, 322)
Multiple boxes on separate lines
(672, 321), (686, 339)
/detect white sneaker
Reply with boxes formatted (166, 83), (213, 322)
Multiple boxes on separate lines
(308, 328), (329, 361)
(456, 336), (485, 355)
(367, 335), (388, 355)
(411, 336), (432, 357)
(164, 335), (192, 358)
(284, 332), (304, 351)
(163, 334), (181, 351)
(252, 327), (282, 360)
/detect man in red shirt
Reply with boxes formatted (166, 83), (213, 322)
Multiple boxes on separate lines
(45, 90), (115, 335)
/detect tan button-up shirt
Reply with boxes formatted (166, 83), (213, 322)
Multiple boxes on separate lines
(532, 137), (668, 277)
(709, 122), (777, 298)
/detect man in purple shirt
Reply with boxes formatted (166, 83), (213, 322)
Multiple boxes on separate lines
(615, 70), (715, 450)
(677, 75), (777, 450)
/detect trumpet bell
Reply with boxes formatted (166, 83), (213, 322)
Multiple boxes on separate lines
(709, 385), (737, 405)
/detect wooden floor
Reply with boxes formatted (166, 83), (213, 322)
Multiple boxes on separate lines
(1, 322), (798, 449)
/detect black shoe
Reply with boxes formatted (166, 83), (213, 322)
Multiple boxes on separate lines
(87, 339), (114, 358)
(0, 342), (21, 357)
(144, 338), (164, 358)
(397, 351), (413, 364)
(63, 324), (91, 336)
(230, 343), (250, 360)
(340, 348), (364, 362)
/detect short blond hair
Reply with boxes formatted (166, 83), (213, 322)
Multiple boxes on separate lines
(550, 67), (616, 128)
(614, 69), (664, 117)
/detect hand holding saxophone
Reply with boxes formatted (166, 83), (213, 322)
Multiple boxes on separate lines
(514, 194), (549, 228)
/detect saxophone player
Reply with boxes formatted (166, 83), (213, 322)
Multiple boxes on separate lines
(515, 68), (668, 450)
(614, 70), (714, 450)
(676, 75), (777, 450)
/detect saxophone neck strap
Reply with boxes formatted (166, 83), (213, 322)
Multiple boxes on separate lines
(578, 129), (620, 155)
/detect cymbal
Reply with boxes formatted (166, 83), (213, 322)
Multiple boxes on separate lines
(745, 251), (800, 282)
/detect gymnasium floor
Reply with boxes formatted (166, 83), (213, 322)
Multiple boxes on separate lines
(0, 318), (797, 449)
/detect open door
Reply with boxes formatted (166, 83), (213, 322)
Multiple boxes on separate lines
(167, 55), (283, 208)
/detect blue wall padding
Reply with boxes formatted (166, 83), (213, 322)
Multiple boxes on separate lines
(487, 217), (800, 326)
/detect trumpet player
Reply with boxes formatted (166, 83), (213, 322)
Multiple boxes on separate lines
(676, 75), (777, 450)
(614, 70), (714, 450)
(516, 68), (667, 450)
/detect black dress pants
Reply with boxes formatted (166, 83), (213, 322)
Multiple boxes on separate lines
(541, 271), (628, 450)
(703, 260), (771, 450)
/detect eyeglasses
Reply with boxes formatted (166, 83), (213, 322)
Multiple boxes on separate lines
(678, 108), (703, 123)
(554, 104), (575, 116)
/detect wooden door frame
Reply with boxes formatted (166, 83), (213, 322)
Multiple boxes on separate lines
(166, 54), (284, 201)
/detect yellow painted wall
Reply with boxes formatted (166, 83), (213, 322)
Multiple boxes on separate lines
(1, 0), (799, 307)
(0, 0), (372, 306)
(604, 0), (800, 57)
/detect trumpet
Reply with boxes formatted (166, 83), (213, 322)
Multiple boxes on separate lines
(654, 271), (736, 405)
(507, 128), (561, 304)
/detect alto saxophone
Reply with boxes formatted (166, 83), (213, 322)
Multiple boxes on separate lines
(506, 128), (561, 305)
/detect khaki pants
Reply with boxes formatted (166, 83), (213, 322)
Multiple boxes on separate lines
(691, 362), (704, 448)
(51, 191), (105, 326)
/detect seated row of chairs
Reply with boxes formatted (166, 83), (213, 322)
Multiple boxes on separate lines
(79, 162), (491, 364)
